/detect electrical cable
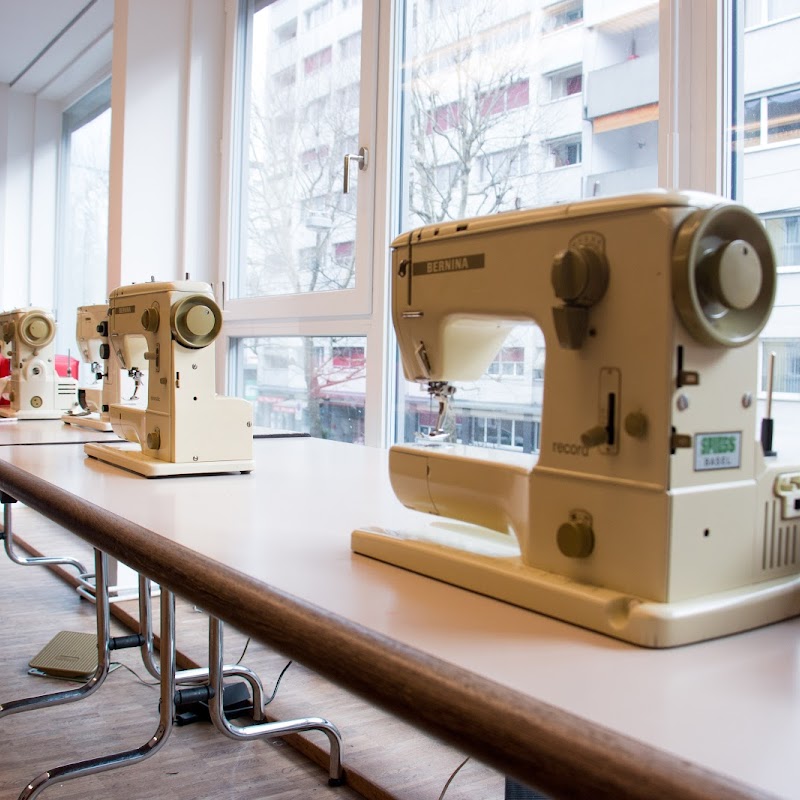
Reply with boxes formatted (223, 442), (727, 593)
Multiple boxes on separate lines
(265, 660), (292, 706)
(437, 755), (470, 800)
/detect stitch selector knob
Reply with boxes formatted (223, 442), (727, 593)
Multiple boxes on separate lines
(551, 245), (609, 306)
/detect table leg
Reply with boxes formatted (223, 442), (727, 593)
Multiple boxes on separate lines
(0, 548), (110, 719)
(208, 615), (345, 786)
(0, 497), (88, 578)
(17, 586), (177, 799)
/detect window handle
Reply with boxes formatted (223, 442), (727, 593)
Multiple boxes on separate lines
(343, 146), (369, 194)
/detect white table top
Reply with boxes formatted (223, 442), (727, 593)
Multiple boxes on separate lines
(0, 419), (121, 446)
(0, 437), (796, 798)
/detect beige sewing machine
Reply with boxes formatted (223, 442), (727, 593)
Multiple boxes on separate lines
(62, 304), (111, 430)
(353, 190), (800, 647)
(0, 307), (78, 419)
(62, 304), (148, 432)
(84, 280), (254, 477)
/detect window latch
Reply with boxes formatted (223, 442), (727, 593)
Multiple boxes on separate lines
(343, 146), (369, 194)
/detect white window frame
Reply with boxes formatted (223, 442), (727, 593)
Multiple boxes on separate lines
(217, 0), (393, 446)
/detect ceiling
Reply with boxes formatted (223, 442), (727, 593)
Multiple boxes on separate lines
(0, 0), (114, 104)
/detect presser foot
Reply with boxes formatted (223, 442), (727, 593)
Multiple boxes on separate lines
(83, 441), (254, 477)
(351, 526), (800, 648)
(61, 412), (114, 432)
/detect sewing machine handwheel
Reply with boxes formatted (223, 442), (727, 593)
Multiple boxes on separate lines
(672, 204), (775, 347)
(18, 311), (55, 348)
(171, 295), (222, 348)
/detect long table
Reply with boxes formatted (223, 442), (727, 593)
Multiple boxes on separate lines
(0, 437), (796, 799)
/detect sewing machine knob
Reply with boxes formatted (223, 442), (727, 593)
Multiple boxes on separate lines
(141, 307), (160, 333)
(673, 204), (775, 346)
(171, 295), (222, 348)
(19, 312), (55, 347)
(557, 520), (595, 559)
(551, 245), (609, 306)
(146, 429), (161, 450)
(96, 321), (108, 336)
(624, 411), (648, 439)
(99, 343), (111, 360)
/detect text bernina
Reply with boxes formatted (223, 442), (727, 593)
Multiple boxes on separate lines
(413, 253), (484, 276)
(426, 257), (471, 273)
(552, 441), (590, 456)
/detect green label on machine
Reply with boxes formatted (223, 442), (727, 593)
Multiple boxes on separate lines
(694, 432), (741, 471)
(412, 253), (485, 276)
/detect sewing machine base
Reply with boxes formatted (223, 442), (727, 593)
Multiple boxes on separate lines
(351, 526), (800, 648)
(83, 442), (254, 478)
(61, 412), (114, 432)
(0, 408), (69, 420)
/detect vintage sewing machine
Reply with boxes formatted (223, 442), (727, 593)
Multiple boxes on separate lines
(84, 280), (254, 477)
(62, 304), (148, 432)
(0, 307), (78, 419)
(353, 190), (800, 647)
(62, 304), (111, 430)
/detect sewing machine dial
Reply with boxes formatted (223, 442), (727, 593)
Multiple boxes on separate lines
(18, 312), (55, 348)
(672, 204), (775, 347)
(171, 295), (222, 349)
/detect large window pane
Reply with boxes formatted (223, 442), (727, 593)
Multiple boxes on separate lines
(55, 80), (111, 365)
(232, 335), (366, 442)
(393, 0), (659, 450)
(236, 0), (363, 299)
(732, 7), (800, 440)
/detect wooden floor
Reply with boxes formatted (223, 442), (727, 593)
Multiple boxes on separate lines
(0, 506), (507, 800)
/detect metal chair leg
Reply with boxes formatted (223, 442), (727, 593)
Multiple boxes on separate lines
(17, 588), (177, 799)
(208, 616), (345, 786)
(0, 549), (110, 719)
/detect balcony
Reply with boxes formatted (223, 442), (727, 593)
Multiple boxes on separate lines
(584, 0), (658, 31)
(583, 164), (658, 198)
(585, 53), (658, 120)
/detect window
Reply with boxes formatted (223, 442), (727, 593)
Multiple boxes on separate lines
(340, 31), (361, 60)
(487, 347), (525, 377)
(305, 1), (332, 29)
(392, 1), (656, 449)
(226, 0), (376, 445)
(54, 78), (112, 363)
(547, 65), (583, 101)
(548, 137), (582, 168)
(275, 19), (297, 45)
(762, 340), (800, 394)
(233, 336), (367, 442)
(745, 0), (800, 26)
(743, 88), (800, 147)
(479, 80), (530, 117)
(764, 214), (800, 267)
(732, 4), (800, 442)
(479, 147), (529, 183)
(304, 46), (332, 75)
(542, 1), (584, 34)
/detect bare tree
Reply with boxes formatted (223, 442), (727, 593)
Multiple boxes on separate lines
(405, 4), (545, 225)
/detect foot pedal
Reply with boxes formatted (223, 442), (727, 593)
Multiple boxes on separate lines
(175, 681), (253, 726)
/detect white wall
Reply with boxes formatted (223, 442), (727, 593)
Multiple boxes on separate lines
(108, 0), (227, 289)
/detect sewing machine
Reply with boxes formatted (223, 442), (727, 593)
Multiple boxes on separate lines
(62, 305), (110, 430)
(0, 308), (78, 419)
(352, 190), (800, 647)
(62, 304), (148, 432)
(83, 280), (253, 476)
